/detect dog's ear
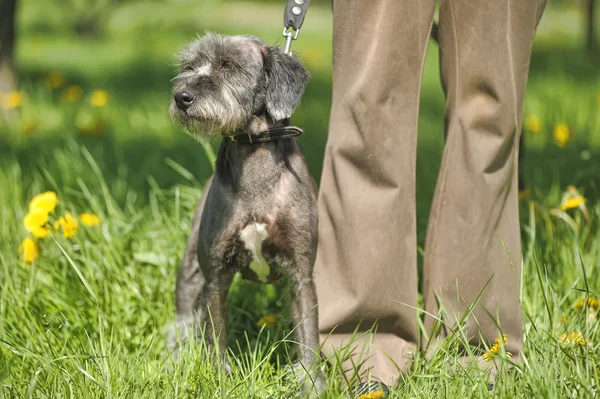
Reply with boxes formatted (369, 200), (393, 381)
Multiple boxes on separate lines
(262, 46), (310, 121)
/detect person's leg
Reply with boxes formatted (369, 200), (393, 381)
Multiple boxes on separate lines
(313, 0), (435, 386)
(422, 0), (546, 365)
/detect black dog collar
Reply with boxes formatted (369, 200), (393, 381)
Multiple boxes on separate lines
(227, 125), (303, 144)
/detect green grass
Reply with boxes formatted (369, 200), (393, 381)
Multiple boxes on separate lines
(1, 0), (600, 397)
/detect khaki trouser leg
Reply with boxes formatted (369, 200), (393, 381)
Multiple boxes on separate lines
(422, 0), (546, 364)
(313, 0), (435, 386)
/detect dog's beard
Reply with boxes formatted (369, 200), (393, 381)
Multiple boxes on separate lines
(170, 100), (246, 141)
(171, 107), (244, 140)
(183, 119), (223, 140)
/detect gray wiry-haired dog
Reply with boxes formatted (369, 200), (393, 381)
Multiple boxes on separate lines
(166, 33), (326, 396)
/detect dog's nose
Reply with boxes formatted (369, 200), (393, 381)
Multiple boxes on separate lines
(174, 91), (194, 110)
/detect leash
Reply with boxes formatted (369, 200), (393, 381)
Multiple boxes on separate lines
(227, 125), (304, 144)
(282, 0), (311, 54)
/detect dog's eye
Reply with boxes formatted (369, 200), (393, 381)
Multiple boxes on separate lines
(182, 65), (194, 72)
(221, 61), (234, 71)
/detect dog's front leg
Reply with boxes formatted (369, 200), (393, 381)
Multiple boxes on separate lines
(290, 258), (327, 397)
(199, 270), (234, 374)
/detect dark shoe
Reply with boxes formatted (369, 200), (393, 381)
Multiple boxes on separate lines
(353, 381), (389, 398)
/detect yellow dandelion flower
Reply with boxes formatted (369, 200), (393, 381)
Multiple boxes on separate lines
(358, 392), (385, 399)
(575, 297), (600, 311)
(518, 188), (532, 200)
(553, 123), (570, 148)
(482, 334), (509, 362)
(558, 331), (586, 347)
(257, 314), (277, 328)
(31, 225), (50, 239)
(90, 90), (109, 107)
(29, 191), (58, 214)
(54, 212), (79, 239)
(19, 238), (40, 263)
(80, 212), (101, 227)
(561, 195), (587, 211)
(524, 115), (542, 133)
(47, 72), (65, 89)
(63, 86), (83, 102)
(21, 119), (38, 135)
(24, 209), (49, 234)
(1, 91), (24, 109)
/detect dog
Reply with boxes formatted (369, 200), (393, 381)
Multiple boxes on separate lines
(166, 33), (326, 396)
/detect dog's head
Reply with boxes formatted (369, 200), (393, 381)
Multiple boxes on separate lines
(169, 33), (310, 139)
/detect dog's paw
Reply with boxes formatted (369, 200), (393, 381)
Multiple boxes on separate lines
(286, 362), (327, 398)
(164, 323), (180, 354)
(222, 355), (233, 375)
(164, 316), (196, 359)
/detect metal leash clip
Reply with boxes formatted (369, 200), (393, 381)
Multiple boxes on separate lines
(282, 27), (300, 55)
(282, 0), (310, 55)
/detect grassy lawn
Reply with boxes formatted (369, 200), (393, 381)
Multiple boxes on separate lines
(1, 0), (600, 397)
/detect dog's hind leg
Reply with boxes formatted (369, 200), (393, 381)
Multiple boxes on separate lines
(289, 255), (327, 397)
(167, 177), (212, 355)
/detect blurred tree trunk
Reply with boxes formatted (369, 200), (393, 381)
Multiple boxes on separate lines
(0, 0), (17, 95)
(586, 0), (597, 51)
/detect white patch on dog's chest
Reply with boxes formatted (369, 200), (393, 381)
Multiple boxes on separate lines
(239, 222), (271, 283)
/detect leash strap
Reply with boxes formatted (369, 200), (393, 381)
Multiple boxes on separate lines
(282, 0), (311, 54)
(227, 126), (304, 144)
(284, 0), (311, 31)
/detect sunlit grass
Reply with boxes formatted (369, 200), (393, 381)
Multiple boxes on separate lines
(1, 0), (600, 397)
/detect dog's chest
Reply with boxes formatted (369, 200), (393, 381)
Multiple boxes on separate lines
(238, 222), (271, 283)
(201, 142), (313, 282)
